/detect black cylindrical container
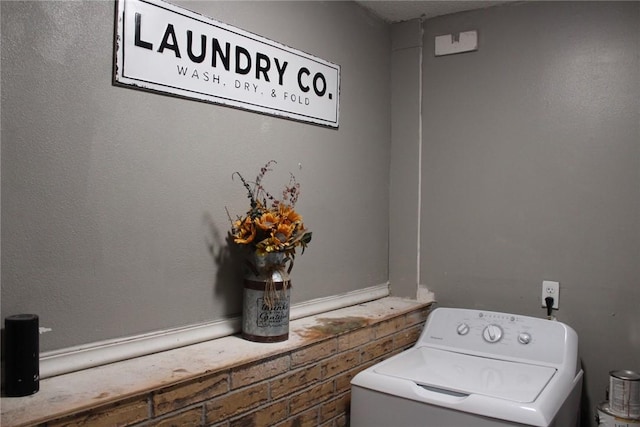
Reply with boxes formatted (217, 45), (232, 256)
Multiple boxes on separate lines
(4, 314), (40, 396)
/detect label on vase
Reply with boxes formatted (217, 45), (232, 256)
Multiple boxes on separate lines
(257, 298), (289, 327)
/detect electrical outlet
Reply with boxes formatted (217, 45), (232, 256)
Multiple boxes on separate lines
(541, 280), (559, 309)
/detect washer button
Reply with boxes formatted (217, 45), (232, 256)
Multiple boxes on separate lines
(456, 323), (470, 336)
(518, 332), (532, 345)
(482, 324), (503, 343)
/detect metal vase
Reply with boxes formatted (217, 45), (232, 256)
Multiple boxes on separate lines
(242, 251), (292, 343)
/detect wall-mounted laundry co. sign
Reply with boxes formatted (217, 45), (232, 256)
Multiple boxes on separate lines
(114, 0), (340, 128)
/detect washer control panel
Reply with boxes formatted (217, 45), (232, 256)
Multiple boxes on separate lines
(454, 312), (525, 344)
(418, 308), (569, 365)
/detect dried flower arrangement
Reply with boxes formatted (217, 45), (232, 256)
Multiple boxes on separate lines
(227, 160), (312, 261)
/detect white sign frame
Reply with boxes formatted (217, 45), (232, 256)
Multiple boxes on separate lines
(114, 0), (340, 128)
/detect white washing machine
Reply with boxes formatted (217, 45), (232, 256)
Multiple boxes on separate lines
(350, 307), (583, 427)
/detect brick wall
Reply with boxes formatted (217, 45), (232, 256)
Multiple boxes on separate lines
(8, 300), (432, 427)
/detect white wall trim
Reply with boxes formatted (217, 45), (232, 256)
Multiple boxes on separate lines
(39, 283), (390, 379)
(416, 19), (425, 294)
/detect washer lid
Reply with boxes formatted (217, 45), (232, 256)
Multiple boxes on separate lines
(374, 347), (556, 403)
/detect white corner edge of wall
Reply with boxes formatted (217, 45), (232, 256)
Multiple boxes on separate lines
(39, 283), (390, 379)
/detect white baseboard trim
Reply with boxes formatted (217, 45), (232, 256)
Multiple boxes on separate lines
(39, 283), (390, 379)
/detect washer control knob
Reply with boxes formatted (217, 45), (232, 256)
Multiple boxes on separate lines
(456, 323), (470, 336)
(518, 332), (532, 345)
(482, 324), (503, 343)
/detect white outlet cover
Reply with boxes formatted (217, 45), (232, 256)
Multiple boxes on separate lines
(541, 280), (559, 309)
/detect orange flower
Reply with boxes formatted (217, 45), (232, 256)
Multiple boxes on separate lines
(278, 204), (302, 224)
(272, 223), (295, 245)
(234, 217), (256, 244)
(255, 211), (279, 231)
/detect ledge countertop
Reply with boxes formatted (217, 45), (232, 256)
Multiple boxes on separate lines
(1, 296), (433, 427)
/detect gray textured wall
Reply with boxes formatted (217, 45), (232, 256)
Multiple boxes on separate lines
(419, 2), (639, 424)
(1, 1), (391, 351)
